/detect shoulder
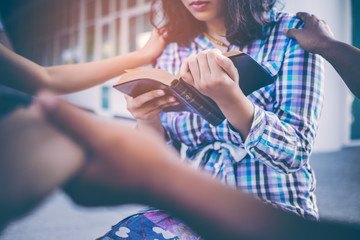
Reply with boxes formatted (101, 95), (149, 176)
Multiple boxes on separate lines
(259, 10), (304, 49)
(267, 11), (324, 69)
(260, 10), (306, 51)
(269, 10), (304, 31)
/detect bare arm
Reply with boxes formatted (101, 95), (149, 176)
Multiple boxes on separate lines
(37, 93), (276, 239)
(316, 39), (360, 98)
(284, 12), (360, 98)
(37, 92), (360, 240)
(0, 28), (167, 95)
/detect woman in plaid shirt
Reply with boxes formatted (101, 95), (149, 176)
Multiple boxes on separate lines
(102, 0), (324, 239)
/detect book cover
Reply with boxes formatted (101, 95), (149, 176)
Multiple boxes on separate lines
(113, 51), (274, 126)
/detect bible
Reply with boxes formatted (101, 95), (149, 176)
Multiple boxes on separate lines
(113, 50), (274, 126)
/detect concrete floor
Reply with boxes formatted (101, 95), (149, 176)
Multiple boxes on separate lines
(1, 147), (359, 239)
(310, 147), (360, 224)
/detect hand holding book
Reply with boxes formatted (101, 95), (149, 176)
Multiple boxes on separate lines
(124, 88), (178, 135)
(179, 49), (241, 106)
(114, 50), (274, 126)
(179, 49), (257, 139)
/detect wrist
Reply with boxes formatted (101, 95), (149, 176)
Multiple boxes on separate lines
(315, 37), (337, 56)
(135, 48), (155, 65)
(213, 87), (242, 107)
(218, 92), (254, 139)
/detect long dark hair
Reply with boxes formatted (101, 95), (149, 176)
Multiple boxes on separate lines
(150, 0), (278, 47)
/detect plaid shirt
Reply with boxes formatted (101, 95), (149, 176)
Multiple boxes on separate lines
(157, 11), (324, 220)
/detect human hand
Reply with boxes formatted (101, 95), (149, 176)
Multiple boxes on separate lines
(283, 12), (335, 54)
(37, 91), (181, 206)
(125, 89), (178, 132)
(138, 28), (168, 63)
(179, 49), (242, 105)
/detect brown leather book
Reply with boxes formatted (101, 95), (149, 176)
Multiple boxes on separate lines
(113, 51), (274, 126)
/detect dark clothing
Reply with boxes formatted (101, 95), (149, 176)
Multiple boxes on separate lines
(0, 84), (32, 119)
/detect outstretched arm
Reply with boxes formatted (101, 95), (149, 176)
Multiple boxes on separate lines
(284, 12), (360, 98)
(37, 92), (360, 240)
(0, 28), (167, 95)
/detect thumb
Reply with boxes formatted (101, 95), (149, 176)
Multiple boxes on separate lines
(36, 91), (109, 150)
(283, 28), (300, 39)
(215, 54), (238, 81)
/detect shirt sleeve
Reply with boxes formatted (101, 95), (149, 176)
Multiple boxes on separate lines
(227, 39), (324, 173)
(212, 16), (325, 173)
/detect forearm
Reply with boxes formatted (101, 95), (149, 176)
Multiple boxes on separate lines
(145, 157), (306, 240)
(215, 89), (254, 140)
(317, 39), (360, 98)
(0, 43), (155, 95)
(0, 43), (50, 94)
(45, 49), (155, 94)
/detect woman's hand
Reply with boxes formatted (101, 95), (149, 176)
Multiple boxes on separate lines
(125, 89), (178, 134)
(180, 49), (254, 139)
(179, 49), (242, 105)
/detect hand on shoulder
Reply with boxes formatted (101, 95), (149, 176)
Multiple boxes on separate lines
(283, 12), (335, 54)
(138, 28), (169, 63)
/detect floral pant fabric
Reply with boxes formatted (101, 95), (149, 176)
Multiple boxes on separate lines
(99, 211), (201, 240)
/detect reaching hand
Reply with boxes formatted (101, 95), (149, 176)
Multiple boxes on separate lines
(36, 91), (180, 206)
(139, 28), (168, 63)
(283, 12), (335, 54)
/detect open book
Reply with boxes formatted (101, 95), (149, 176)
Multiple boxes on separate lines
(113, 51), (274, 126)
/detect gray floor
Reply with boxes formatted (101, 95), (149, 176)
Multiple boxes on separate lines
(310, 147), (360, 224)
(1, 147), (359, 239)
(0, 194), (145, 240)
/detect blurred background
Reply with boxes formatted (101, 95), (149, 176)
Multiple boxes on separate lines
(0, 0), (359, 151)
(0, 0), (359, 239)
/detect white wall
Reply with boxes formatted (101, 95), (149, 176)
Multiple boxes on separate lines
(283, 0), (352, 152)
